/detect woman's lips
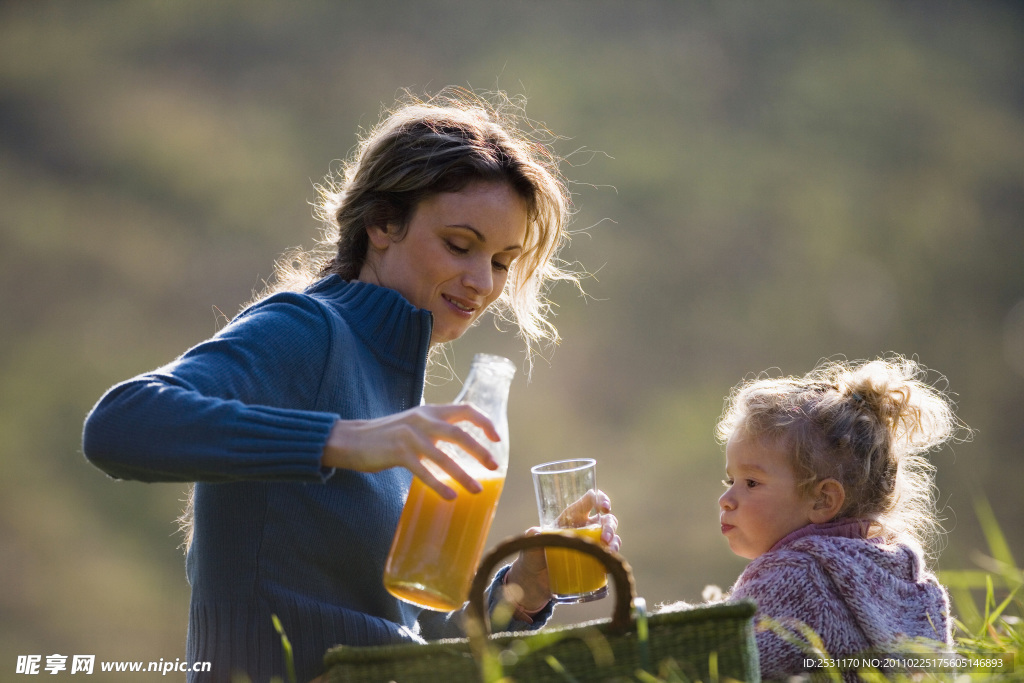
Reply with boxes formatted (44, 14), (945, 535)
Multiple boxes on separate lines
(442, 294), (477, 317)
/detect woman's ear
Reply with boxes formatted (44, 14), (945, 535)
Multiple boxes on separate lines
(808, 478), (846, 524)
(366, 223), (392, 251)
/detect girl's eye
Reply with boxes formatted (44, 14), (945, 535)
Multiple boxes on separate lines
(722, 478), (733, 487)
(746, 479), (758, 489)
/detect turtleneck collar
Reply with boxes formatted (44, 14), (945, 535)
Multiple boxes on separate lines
(769, 518), (872, 553)
(307, 276), (433, 374)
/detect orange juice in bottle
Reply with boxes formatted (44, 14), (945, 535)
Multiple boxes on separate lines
(383, 354), (515, 611)
(384, 473), (505, 611)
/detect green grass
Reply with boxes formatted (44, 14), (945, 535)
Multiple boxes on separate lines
(935, 498), (1023, 682)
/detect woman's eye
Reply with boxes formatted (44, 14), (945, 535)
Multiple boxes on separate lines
(492, 260), (510, 272)
(445, 241), (469, 255)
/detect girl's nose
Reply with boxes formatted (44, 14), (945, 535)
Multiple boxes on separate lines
(719, 490), (735, 511)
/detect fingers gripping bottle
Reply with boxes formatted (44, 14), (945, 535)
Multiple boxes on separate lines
(383, 354), (515, 611)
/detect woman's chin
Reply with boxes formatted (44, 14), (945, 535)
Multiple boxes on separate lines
(430, 315), (477, 345)
(430, 326), (466, 345)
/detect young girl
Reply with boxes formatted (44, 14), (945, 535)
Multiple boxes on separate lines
(715, 355), (964, 679)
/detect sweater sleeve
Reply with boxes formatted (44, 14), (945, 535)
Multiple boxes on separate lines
(82, 292), (340, 483)
(729, 553), (847, 680)
(415, 565), (555, 640)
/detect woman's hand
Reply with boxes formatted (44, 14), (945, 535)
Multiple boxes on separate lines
(321, 404), (500, 499)
(503, 489), (621, 623)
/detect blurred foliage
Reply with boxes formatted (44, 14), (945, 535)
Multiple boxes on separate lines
(1, 0), (1022, 679)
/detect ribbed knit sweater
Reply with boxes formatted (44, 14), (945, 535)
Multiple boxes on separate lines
(83, 276), (549, 683)
(728, 519), (952, 681)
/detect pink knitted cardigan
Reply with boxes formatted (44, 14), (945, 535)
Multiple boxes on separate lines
(727, 519), (952, 680)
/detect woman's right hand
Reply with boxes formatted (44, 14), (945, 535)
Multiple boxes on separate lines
(321, 404), (500, 499)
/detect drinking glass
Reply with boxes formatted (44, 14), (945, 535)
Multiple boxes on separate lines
(531, 458), (608, 603)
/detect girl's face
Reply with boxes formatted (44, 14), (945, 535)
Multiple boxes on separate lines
(718, 434), (817, 559)
(359, 180), (528, 345)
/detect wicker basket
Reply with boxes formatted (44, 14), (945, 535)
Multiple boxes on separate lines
(322, 533), (759, 682)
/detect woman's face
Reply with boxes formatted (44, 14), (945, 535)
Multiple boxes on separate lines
(359, 180), (528, 345)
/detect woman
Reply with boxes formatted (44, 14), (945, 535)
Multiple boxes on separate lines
(82, 90), (620, 683)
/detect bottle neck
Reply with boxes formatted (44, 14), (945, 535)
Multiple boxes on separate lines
(455, 356), (515, 440)
(456, 367), (513, 423)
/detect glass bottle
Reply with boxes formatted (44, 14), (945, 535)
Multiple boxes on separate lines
(383, 353), (516, 611)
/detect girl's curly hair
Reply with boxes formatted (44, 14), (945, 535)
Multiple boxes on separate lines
(717, 355), (970, 554)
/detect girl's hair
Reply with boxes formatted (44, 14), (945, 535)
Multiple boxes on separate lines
(266, 87), (579, 360)
(716, 355), (969, 552)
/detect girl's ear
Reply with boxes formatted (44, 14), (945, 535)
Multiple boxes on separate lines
(809, 478), (846, 524)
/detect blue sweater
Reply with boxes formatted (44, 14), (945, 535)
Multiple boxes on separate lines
(83, 277), (548, 683)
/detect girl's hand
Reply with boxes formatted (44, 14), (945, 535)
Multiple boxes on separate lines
(321, 404), (500, 499)
(503, 489), (621, 623)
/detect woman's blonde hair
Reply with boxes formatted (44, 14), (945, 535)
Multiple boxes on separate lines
(267, 87), (579, 359)
(716, 355), (969, 553)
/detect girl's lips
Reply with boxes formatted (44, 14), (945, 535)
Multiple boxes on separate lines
(721, 524), (735, 534)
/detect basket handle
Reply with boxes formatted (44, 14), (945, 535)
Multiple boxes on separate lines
(467, 531), (636, 636)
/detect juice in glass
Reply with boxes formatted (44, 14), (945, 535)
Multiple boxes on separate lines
(384, 473), (505, 611)
(543, 524), (608, 597)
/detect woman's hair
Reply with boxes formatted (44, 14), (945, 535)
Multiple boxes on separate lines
(716, 355), (969, 552)
(180, 90), (580, 549)
(266, 87), (579, 359)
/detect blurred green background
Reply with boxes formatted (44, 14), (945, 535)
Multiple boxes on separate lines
(2, 0), (1022, 678)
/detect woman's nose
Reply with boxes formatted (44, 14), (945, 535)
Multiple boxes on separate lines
(463, 258), (494, 296)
